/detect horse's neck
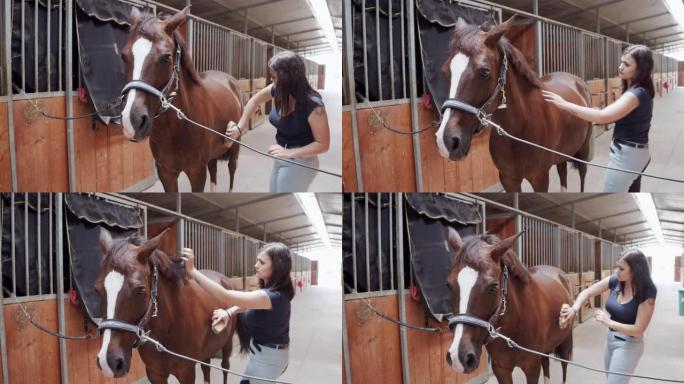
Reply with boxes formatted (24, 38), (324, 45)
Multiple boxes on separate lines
(496, 276), (530, 328)
(499, 67), (544, 131)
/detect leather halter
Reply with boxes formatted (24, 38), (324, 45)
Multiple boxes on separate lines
(447, 264), (509, 345)
(120, 37), (182, 118)
(98, 265), (159, 348)
(441, 53), (508, 134)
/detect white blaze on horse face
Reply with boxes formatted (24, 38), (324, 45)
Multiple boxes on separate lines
(436, 53), (470, 158)
(122, 38), (153, 140)
(448, 266), (478, 373)
(97, 271), (125, 378)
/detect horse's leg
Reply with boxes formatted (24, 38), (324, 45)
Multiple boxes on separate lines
(173, 364), (197, 384)
(578, 162), (588, 192)
(491, 362), (514, 384)
(201, 358), (211, 384)
(541, 357), (550, 384)
(208, 158), (218, 192)
(186, 165), (209, 192)
(556, 162), (568, 191)
(521, 359), (543, 384)
(157, 164), (180, 192)
(499, 172), (523, 192)
(527, 170), (550, 192)
(145, 366), (170, 384)
(227, 145), (240, 192)
(221, 335), (233, 384)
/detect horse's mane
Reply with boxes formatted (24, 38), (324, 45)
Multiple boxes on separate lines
(461, 234), (531, 283)
(499, 39), (543, 89)
(132, 11), (202, 85)
(107, 235), (187, 283)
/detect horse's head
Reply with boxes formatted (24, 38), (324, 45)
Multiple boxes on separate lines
(120, 7), (189, 141)
(94, 228), (168, 378)
(436, 16), (514, 160)
(444, 227), (524, 373)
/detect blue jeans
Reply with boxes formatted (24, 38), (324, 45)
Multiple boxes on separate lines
(241, 339), (289, 384)
(603, 140), (650, 192)
(604, 330), (645, 384)
(269, 156), (319, 192)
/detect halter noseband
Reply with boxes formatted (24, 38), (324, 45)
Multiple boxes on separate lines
(98, 264), (159, 348)
(120, 38), (182, 118)
(441, 53), (508, 135)
(447, 264), (509, 345)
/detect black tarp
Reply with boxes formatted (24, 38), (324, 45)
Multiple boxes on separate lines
(74, 0), (140, 123)
(416, 0), (497, 114)
(1, 194), (63, 297)
(405, 193), (481, 322)
(65, 194), (142, 323)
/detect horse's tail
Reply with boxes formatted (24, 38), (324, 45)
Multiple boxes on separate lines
(235, 313), (251, 355)
(555, 331), (573, 383)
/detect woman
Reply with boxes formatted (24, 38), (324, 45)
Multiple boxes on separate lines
(182, 243), (295, 384)
(559, 250), (657, 383)
(543, 45), (655, 192)
(226, 51), (330, 192)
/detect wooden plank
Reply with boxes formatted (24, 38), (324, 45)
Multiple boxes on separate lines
(109, 128), (125, 191)
(94, 122), (112, 191)
(73, 97), (98, 192)
(0, 102), (12, 190)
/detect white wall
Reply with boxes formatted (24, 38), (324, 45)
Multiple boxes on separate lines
(301, 247), (342, 288)
(641, 244), (683, 283)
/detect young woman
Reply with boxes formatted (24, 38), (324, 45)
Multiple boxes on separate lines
(182, 243), (295, 384)
(559, 250), (657, 383)
(543, 45), (655, 192)
(226, 51), (330, 192)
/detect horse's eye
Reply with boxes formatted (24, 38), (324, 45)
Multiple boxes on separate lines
(479, 68), (491, 78)
(160, 54), (171, 63)
(488, 283), (498, 294)
(136, 286), (146, 295)
(445, 281), (451, 289)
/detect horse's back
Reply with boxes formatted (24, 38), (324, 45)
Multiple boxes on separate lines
(541, 72), (591, 108)
(198, 70), (243, 121)
(527, 265), (573, 302)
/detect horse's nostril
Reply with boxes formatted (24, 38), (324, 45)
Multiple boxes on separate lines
(114, 357), (124, 373)
(464, 352), (477, 370)
(139, 113), (149, 129)
(446, 352), (452, 365)
(448, 135), (461, 152)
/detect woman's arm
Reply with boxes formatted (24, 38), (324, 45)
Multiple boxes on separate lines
(603, 299), (655, 337)
(542, 90), (639, 125)
(267, 104), (331, 158)
(227, 84), (274, 138)
(182, 248), (272, 310)
(561, 275), (611, 319)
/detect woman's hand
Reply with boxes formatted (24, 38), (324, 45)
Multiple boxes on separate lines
(180, 248), (197, 276)
(268, 144), (293, 158)
(226, 121), (242, 140)
(559, 303), (576, 328)
(542, 90), (570, 110)
(212, 308), (231, 324)
(594, 309), (612, 326)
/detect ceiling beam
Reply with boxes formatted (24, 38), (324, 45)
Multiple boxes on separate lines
(607, 221), (647, 232)
(248, 16), (314, 32)
(601, 12), (670, 32)
(651, 31), (684, 41)
(528, 194), (606, 214)
(550, 0), (625, 21)
(240, 213), (306, 230)
(575, 209), (639, 226)
(193, 194), (287, 220)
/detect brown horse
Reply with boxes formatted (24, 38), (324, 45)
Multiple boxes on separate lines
(120, 7), (243, 192)
(94, 228), (238, 383)
(444, 228), (573, 383)
(436, 17), (593, 192)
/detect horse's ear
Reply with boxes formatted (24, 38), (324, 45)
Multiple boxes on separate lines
(484, 15), (515, 46)
(137, 228), (170, 262)
(129, 6), (142, 29)
(99, 227), (113, 256)
(447, 227), (464, 256)
(455, 17), (469, 32)
(488, 231), (524, 262)
(164, 6), (190, 34)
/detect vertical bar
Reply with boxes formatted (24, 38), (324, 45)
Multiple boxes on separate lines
(5, 0), (18, 190)
(0, 193), (9, 384)
(514, 194), (521, 258)
(389, 194), (394, 289)
(375, 0), (382, 101)
(364, 194), (370, 291)
(34, 0), (39, 90)
(143, 206), (148, 238)
(55, 193), (68, 383)
(361, 0), (369, 101)
(66, 0), (76, 191)
(388, 0), (395, 99)
(49, 194), (53, 293)
(176, 194), (184, 254)
(377, 193), (382, 291)
(395, 192), (410, 384)
(46, 0), (52, 92)
(351, 194), (357, 290)
(343, 0), (364, 190)
(400, 0), (406, 97)
(187, 18), (194, 56)
(58, 0), (62, 91)
(22, 0), (26, 91)
(11, 194), (15, 295)
(24, 193), (29, 295)
(406, 0), (423, 191)
(38, 193), (42, 295)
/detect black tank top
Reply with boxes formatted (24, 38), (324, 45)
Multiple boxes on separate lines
(269, 85), (324, 148)
(605, 275), (639, 325)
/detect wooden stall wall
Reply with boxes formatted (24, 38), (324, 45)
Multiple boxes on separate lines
(342, 103), (498, 192)
(0, 96), (155, 191)
(1, 300), (146, 384)
(678, 62), (684, 87)
(345, 295), (489, 384)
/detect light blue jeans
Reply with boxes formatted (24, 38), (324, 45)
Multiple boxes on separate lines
(240, 339), (289, 384)
(269, 156), (319, 192)
(603, 140), (650, 192)
(604, 330), (645, 384)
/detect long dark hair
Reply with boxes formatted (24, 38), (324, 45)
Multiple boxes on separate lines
(619, 249), (657, 305)
(621, 45), (655, 98)
(259, 242), (295, 301)
(268, 51), (322, 116)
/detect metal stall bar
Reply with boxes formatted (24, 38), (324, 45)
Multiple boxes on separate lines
(0, 196), (9, 383)
(365, 194), (370, 290)
(56, 193), (69, 383)
(406, 0), (423, 192)
(343, 0), (364, 190)
(351, 193), (357, 290)
(66, 0), (76, 191)
(377, 193), (382, 291)
(395, 192), (410, 384)
(4, 0), (18, 190)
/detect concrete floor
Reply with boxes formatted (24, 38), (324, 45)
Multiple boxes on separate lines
(484, 282), (684, 383)
(134, 284), (342, 384)
(487, 86), (684, 192)
(144, 88), (342, 192)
